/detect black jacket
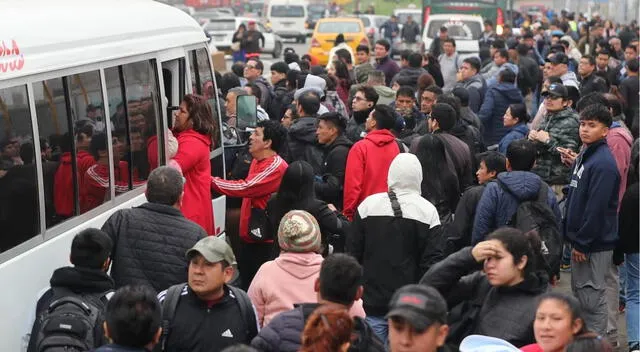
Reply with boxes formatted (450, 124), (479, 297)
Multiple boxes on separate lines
(268, 79), (291, 121)
(391, 67), (429, 88)
(579, 73), (609, 96)
(101, 203), (206, 292)
(446, 184), (487, 255)
(617, 182), (639, 255)
(159, 285), (257, 352)
(251, 303), (385, 352)
(421, 248), (549, 347)
(424, 63), (445, 88)
(287, 116), (324, 174)
(434, 131), (475, 191)
(517, 55), (541, 95)
(315, 135), (353, 208)
(28, 267), (115, 352)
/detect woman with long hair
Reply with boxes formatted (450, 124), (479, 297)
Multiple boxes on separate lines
(421, 227), (549, 347)
(171, 94), (217, 235)
(232, 23), (247, 63)
(328, 60), (353, 111)
(266, 161), (349, 255)
(499, 103), (530, 155)
(300, 305), (354, 352)
(412, 134), (460, 224)
(422, 53), (444, 88)
(521, 292), (588, 352)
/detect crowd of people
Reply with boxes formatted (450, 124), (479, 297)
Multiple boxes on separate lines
(22, 9), (640, 352)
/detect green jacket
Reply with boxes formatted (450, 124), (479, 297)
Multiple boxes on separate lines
(353, 63), (376, 84)
(531, 107), (581, 185)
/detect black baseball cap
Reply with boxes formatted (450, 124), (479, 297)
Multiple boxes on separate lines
(385, 285), (448, 332)
(542, 83), (569, 99)
(546, 52), (569, 65)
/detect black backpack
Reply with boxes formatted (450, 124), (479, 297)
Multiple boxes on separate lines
(158, 283), (257, 352)
(497, 180), (563, 279)
(34, 291), (109, 352)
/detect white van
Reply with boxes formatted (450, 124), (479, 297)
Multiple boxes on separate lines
(422, 14), (484, 59)
(0, 1), (233, 350)
(268, 0), (309, 43)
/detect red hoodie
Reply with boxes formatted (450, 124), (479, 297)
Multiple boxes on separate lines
(80, 161), (143, 213)
(607, 124), (633, 210)
(172, 129), (215, 235)
(211, 154), (287, 243)
(343, 129), (401, 220)
(53, 151), (96, 217)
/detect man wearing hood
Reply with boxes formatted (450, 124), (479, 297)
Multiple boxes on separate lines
(478, 68), (524, 146)
(472, 139), (561, 244)
(454, 57), (487, 113)
(343, 104), (401, 220)
(529, 83), (580, 198)
(287, 91), (325, 174)
(374, 39), (400, 87)
(391, 52), (429, 89)
(347, 153), (442, 345)
(27, 229), (114, 352)
(315, 112), (353, 209)
(346, 86), (379, 142)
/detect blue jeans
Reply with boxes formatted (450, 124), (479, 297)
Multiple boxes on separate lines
(366, 315), (389, 347)
(620, 263), (626, 305)
(626, 253), (639, 348)
(562, 243), (572, 266)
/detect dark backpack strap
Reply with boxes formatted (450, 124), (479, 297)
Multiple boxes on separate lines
(229, 286), (258, 339)
(160, 283), (186, 352)
(388, 191), (402, 218)
(395, 139), (405, 153)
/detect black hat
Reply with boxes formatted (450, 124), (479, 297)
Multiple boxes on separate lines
(546, 52), (569, 65)
(542, 83), (568, 99)
(386, 285), (448, 332)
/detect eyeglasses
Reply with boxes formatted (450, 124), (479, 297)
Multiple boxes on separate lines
(353, 96), (367, 102)
(245, 65), (256, 69)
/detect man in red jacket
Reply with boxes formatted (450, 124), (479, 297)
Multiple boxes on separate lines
(211, 120), (288, 289)
(343, 104), (401, 220)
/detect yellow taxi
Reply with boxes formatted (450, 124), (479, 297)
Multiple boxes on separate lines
(308, 18), (369, 66)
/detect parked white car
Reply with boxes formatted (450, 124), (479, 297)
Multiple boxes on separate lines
(203, 17), (283, 58)
(422, 14), (483, 59)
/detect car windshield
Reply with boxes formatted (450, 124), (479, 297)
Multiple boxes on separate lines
(270, 5), (305, 17)
(375, 17), (388, 26)
(317, 21), (361, 33)
(204, 21), (237, 31)
(358, 17), (371, 26)
(427, 19), (482, 40)
(395, 12), (420, 24)
(308, 5), (325, 13)
(249, 2), (264, 12)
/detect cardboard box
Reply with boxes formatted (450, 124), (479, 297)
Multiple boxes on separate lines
(211, 52), (227, 73)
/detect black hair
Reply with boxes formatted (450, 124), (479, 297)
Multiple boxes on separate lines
(603, 93), (624, 116)
(581, 55), (596, 66)
(297, 91), (321, 116)
(105, 285), (161, 348)
(245, 83), (262, 103)
(536, 292), (588, 335)
(146, 166), (184, 206)
(286, 70), (301, 90)
(275, 160), (315, 207)
(89, 133), (108, 161)
(356, 86), (379, 104)
(508, 103), (530, 124)
(335, 48), (352, 65)
(495, 48), (509, 60)
(375, 39), (391, 52)
(356, 44), (369, 54)
(492, 39), (505, 49)
(270, 61), (290, 75)
(506, 139), (537, 171)
(284, 49), (300, 65)
(628, 58), (639, 72)
(334, 33), (345, 46)
(372, 104), (396, 130)
(220, 72), (241, 97)
(331, 60), (351, 82)
(478, 151), (507, 175)
(400, 50), (412, 62)
(20, 142), (34, 164)
(499, 68), (517, 84)
(318, 112), (347, 132)
(627, 43), (638, 52)
(430, 102), (457, 131)
(310, 65), (327, 76)
(322, 74), (337, 91)
(433, 95), (460, 121)
(396, 86), (416, 100)
(408, 52), (422, 68)
(231, 62), (245, 77)
(463, 57), (481, 72)
(319, 254), (363, 306)
(424, 85), (443, 96)
(257, 119), (287, 153)
(70, 228), (113, 269)
(439, 26), (448, 32)
(487, 227), (543, 278)
(576, 92), (607, 113)
(413, 134), (460, 210)
(567, 86), (581, 109)
(579, 103), (613, 127)
(516, 43), (530, 56)
(451, 87), (469, 107)
(559, 39), (570, 49)
(299, 60), (311, 72)
(443, 38), (457, 47)
(566, 332), (614, 352)
(76, 123), (94, 142)
(598, 49), (611, 58)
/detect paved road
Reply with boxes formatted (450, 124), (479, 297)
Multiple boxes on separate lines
(223, 39), (311, 73)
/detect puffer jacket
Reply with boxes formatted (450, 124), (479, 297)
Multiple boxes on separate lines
(348, 154), (442, 316)
(478, 83), (524, 145)
(251, 303), (385, 352)
(498, 123), (529, 155)
(421, 247), (549, 347)
(454, 74), (487, 113)
(391, 67), (429, 88)
(472, 171), (561, 244)
(287, 116), (324, 174)
(101, 203), (206, 292)
(531, 108), (580, 185)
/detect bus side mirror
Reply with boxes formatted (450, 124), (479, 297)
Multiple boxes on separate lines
(236, 95), (258, 131)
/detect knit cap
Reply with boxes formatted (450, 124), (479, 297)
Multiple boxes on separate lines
(277, 210), (322, 253)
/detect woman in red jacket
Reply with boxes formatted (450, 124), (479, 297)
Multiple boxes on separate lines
(171, 94), (217, 235)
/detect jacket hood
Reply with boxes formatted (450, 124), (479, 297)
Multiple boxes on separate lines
(496, 171), (543, 201)
(364, 129), (397, 147)
(60, 152), (73, 164)
(294, 74), (327, 100)
(373, 85), (397, 99)
(509, 123), (529, 136)
(327, 134), (353, 150)
(257, 106), (269, 121)
(289, 117), (318, 143)
(387, 153), (422, 195)
(609, 122), (634, 146)
(561, 71), (580, 88)
(463, 74), (485, 89)
(50, 266), (115, 294)
(275, 252), (323, 279)
(175, 129), (212, 147)
(493, 83), (524, 101)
